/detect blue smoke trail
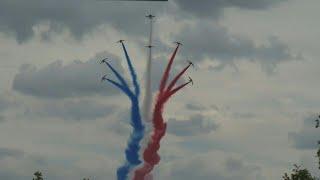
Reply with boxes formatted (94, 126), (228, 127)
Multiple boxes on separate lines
(105, 62), (130, 91)
(121, 43), (140, 97)
(103, 42), (144, 180)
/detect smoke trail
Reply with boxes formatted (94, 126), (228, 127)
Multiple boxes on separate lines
(133, 80), (191, 180)
(143, 16), (154, 123)
(158, 44), (180, 96)
(166, 63), (192, 92)
(102, 42), (144, 180)
(140, 18), (154, 178)
(133, 46), (191, 180)
(121, 43), (140, 96)
(105, 62), (130, 91)
(116, 95), (144, 180)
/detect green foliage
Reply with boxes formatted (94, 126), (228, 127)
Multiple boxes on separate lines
(282, 164), (315, 180)
(33, 171), (44, 180)
(32, 171), (91, 180)
(283, 145), (320, 180)
(317, 148), (320, 170)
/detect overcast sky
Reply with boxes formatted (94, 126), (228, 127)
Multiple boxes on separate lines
(0, 0), (319, 179)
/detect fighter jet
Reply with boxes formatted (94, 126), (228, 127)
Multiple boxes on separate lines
(101, 75), (108, 82)
(117, 39), (125, 43)
(316, 119), (319, 128)
(188, 76), (193, 85)
(174, 41), (183, 46)
(146, 14), (155, 19)
(187, 60), (195, 68)
(100, 58), (108, 64)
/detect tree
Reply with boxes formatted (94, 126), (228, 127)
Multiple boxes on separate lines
(283, 117), (320, 180)
(317, 147), (320, 170)
(33, 171), (44, 180)
(282, 164), (315, 180)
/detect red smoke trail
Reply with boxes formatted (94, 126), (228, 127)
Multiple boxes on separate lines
(166, 63), (192, 92)
(133, 45), (191, 180)
(158, 44), (180, 96)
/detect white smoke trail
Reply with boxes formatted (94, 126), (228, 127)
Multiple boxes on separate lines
(142, 15), (154, 123)
(137, 15), (154, 175)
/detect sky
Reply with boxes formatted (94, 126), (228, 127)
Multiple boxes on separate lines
(0, 0), (319, 179)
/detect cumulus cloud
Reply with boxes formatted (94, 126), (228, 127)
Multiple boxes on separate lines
(185, 103), (207, 111)
(288, 114), (320, 150)
(0, 150), (75, 180)
(13, 51), (125, 98)
(0, 0), (295, 72)
(0, 146), (114, 180)
(167, 113), (219, 136)
(0, 148), (47, 180)
(0, 0), (288, 44)
(0, 147), (24, 159)
(0, 95), (15, 112)
(174, 23), (298, 72)
(0, 98), (11, 112)
(0, 93), (19, 122)
(0, 0), (166, 43)
(158, 152), (265, 180)
(24, 99), (116, 121)
(173, 0), (287, 19)
(232, 112), (256, 119)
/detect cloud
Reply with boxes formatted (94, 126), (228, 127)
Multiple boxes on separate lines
(0, 93), (19, 122)
(0, 150), (66, 180)
(232, 112), (256, 119)
(158, 152), (265, 180)
(174, 23), (298, 72)
(0, 147), (24, 159)
(24, 99), (116, 121)
(173, 0), (287, 19)
(12, 51), (125, 98)
(0, 97), (11, 112)
(0, 0), (296, 73)
(185, 103), (207, 111)
(225, 157), (245, 171)
(0, 142), (117, 180)
(288, 114), (320, 150)
(167, 113), (219, 136)
(0, 0), (288, 43)
(0, 95), (15, 112)
(0, 148), (46, 180)
(0, 0), (167, 43)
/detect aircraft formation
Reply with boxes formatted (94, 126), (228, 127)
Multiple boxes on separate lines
(98, 13), (196, 180)
(100, 36), (194, 180)
(101, 40), (194, 87)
